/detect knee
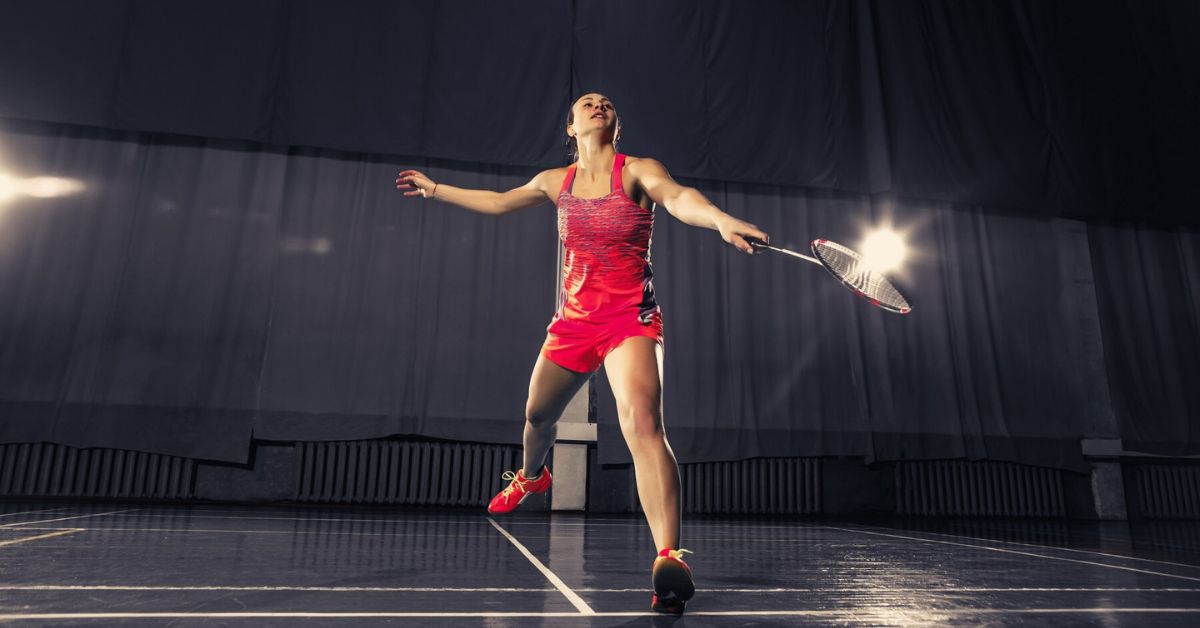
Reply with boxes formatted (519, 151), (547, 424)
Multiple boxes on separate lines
(525, 403), (558, 429)
(618, 404), (665, 448)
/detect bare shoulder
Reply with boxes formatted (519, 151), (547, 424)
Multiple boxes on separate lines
(624, 155), (658, 170)
(624, 156), (670, 183)
(536, 166), (572, 194)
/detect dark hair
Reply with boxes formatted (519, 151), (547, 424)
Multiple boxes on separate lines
(565, 93), (620, 162)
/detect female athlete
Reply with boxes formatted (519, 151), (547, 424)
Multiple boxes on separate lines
(396, 92), (769, 614)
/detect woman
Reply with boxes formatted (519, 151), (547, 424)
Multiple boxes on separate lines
(395, 93), (768, 614)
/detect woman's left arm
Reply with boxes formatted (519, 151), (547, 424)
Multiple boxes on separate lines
(630, 158), (769, 254)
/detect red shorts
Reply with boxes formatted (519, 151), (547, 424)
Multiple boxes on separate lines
(541, 311), (663, 373)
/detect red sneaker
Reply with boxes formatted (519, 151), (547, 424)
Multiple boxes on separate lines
(651, 594), (686, 615)
(650, 548), (694, 613)
(487, 468), (552, 514)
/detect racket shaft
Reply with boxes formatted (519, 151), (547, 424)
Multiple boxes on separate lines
(751, 241), (821, 265)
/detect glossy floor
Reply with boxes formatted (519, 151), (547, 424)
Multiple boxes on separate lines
(1, 502), (1199, 626)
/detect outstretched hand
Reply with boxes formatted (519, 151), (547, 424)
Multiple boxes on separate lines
(396, 169), (437, 198)
(717, 216), (770, 255)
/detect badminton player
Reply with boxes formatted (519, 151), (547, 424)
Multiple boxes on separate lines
(396, 92), (768, 614)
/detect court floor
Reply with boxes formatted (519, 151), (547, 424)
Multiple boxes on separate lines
(1, 502), (1199, 626)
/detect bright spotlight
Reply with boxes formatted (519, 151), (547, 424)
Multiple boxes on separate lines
(0, 173), (15, 202)
(0, 172), (86, 204)
(22, 176), (86, 198)
(860, 229), (907, 274)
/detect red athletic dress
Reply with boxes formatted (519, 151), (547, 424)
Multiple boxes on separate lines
(541, 153), (663, 373)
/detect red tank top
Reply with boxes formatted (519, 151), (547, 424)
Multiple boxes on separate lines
(555, 153), (658, 323)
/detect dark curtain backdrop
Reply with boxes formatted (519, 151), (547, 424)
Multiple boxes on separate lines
(0, 120), (557, 463)
(1089, 224), (1200, 457)
(1, 0), (1196, 220)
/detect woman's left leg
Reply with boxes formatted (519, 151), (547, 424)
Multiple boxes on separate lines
(603, 336), (679, 552)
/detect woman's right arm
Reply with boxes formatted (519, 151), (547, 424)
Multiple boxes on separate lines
(395, 169), (554, 215)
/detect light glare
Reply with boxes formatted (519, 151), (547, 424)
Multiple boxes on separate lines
(0, 172), (86, 202)
(22, 176), (86, 198)
(861, 229), (907, 274)
(0, 173), (15, 202)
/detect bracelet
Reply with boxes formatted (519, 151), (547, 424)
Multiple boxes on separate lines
(430, 183), (438, 199)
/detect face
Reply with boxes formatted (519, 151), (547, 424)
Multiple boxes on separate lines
(568, 93), (617, 139)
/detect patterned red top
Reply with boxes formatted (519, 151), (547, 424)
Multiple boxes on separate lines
(555, 153), (658, 324)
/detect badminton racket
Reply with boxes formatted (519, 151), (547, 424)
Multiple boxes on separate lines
(746, 237), (912, 314)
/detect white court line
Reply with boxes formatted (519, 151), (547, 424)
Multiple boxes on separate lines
(960, 519), (1200, 554)
(0, 508), (70, 519)
(824, 525), (1200, 583)
(8, 526), (504, 540)
(579, 586), (1200, 593)
(4, 584), (1200, 594)
(486, 517), (594, 615)
(0, 509), (136, 528)
(146, 508), (647, 524)
(842, 523), (1200, 572)
(65, 511), (825, 531)
(0, 585), (556, 593)
(1, 609), (1199, 620)
(98, 513), (654, 528)
(0, 529), (82, 548)
(63, 511), (881, 537)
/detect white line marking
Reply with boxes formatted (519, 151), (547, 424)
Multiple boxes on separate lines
(0, 508), (69, 519)
(579, 587), (1200, 593)
(0, 509), (135, 528)
(8, 526), (504, 539)
(951, 519), (1200, 554)
(32, 510), (840, 532)
(0, 585), (556, 593)
(0, 529), (82, 548)
(0, 609), (1199, 620)
(4, 585), (1200, 594)
(823, 525), (1200, 583)
(843, 523), (1200, 571)
(130, 509), (648, 524)
(92, 513), (654, 528)
(486, 517), (594, 615)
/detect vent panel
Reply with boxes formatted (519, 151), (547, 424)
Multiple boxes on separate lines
(0, 443), (195, 499)
(676, 458), (820, 515)
(1135, 464), (1200, 519)
(897, 460), (1065, 517)
(295, 440), (522, 506)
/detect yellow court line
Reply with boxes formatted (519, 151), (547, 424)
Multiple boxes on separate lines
(0, 529), (83, 548)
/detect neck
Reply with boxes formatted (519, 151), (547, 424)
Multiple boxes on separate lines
(575, 137), (616, 176)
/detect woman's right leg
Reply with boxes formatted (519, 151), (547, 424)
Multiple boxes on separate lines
(520, 353), (591, 476)
(488, 351), (592, 514)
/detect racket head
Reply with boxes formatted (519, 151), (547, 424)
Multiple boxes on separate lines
(810, 239), (912, 314)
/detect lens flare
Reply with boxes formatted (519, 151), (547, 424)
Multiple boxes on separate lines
(21, 176), (86, 198)
(0, 172), (86, 203)
(0, 173), (15, 202)
(860, 229), (907, 274)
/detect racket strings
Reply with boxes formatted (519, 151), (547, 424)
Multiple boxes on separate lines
(813, 240), (911, 313)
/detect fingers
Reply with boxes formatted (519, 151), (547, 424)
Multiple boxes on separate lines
(395, 171), (425, 193)
(395, 170), (424, 187)
(733, 226), (770, 255)
(732, 234), (755, 255)
(741, 225), (770, 254)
